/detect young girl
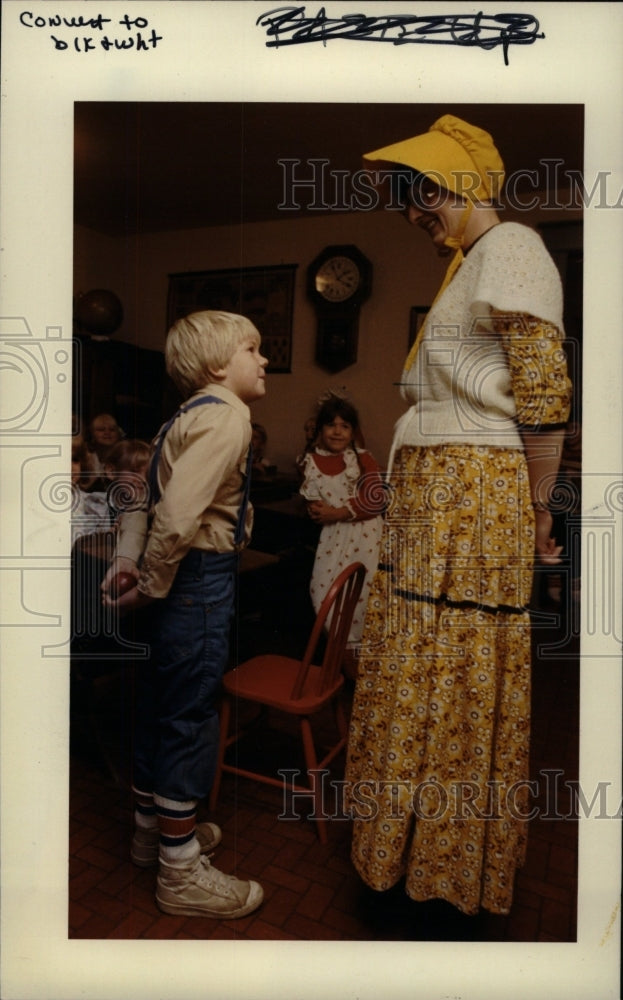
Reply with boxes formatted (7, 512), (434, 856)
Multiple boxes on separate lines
(299, 393), (385, 660)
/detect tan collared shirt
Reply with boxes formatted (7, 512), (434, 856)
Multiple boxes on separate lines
(115, 383), (253, 599)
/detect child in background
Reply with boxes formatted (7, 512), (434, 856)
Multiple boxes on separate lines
(71, 439), (110, 543)
(101, 310), (267, 919)
(71, 438), (97, 491)
(102, 438), (152, 524)
(250, 422), (276, 478)
(299, 392), (385, 665)
(86, 412), (123, 480)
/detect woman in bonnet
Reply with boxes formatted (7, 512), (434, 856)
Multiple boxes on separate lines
(344, 115), (572, 916)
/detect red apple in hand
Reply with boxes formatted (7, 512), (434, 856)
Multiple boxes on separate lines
(109, 571), (137, 599)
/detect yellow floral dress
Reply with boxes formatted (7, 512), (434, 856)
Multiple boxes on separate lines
(345, 244), (572, 915)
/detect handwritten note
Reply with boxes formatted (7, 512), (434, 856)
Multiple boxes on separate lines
(18, 10), (163, 52)
(17, 6), (544, 64)
(256, 6), (544, 65)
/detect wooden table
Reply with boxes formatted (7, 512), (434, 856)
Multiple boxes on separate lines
(250, 495), (320, 556)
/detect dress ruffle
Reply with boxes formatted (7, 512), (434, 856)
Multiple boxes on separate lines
(383, 443), (534, 612)
(299, 447), (361, 503)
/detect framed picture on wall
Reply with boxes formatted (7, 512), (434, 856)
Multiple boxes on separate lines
(167, 263), (298, 373)
(408, 305), (429, 349)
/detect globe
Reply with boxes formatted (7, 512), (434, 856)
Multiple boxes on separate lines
(74, 289), (123, 336)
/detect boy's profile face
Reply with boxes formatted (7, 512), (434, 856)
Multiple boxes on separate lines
(219, 335), (268, 403)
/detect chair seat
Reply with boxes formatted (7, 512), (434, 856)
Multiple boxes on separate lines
(223, 655), (344, 715)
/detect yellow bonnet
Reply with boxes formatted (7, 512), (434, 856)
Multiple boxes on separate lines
(363, 114), (505, 204)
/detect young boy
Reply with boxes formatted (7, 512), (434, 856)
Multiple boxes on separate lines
(102, 311), (267, 918)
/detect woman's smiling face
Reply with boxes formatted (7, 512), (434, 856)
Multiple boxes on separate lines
(403, 176), (466, 254)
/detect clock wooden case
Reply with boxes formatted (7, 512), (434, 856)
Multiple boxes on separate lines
(307, 244), (372, 372)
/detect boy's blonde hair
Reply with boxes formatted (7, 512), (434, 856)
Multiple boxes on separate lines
(166, 311), (260, 397)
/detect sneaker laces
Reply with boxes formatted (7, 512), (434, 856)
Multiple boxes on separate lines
(193, 855), (248, 900)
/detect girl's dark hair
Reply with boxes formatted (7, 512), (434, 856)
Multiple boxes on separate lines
(315, 395), (364, 475)
(315, 395), (360, 436)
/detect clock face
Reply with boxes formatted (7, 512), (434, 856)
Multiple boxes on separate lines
(314, 256), (361, 303)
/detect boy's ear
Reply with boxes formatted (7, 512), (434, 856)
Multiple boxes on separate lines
(207, 365), (227, 382)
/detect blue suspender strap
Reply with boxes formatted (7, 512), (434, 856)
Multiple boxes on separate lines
(234, 444), (253, 549)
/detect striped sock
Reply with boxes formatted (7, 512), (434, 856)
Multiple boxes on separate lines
(154, 794), (198, 862)
(132, 785), (158, 831)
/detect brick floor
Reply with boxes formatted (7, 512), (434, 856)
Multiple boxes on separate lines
(69, 587), (579, 942)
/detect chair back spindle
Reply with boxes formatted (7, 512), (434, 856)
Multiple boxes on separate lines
(289, 562), (366, 701)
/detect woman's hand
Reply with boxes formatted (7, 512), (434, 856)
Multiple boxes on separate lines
(307, 499), (351, 525)
(534, 509), (563, 565)
(520, 426), (566, 566)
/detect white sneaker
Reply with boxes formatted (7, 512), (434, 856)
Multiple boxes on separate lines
(131, 821), (222, 868)
(156, 854), (264, 919)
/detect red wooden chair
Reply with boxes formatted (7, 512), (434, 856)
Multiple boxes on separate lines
(209, 562), (366, 842)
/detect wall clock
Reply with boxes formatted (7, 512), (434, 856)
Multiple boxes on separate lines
(307, 244), (372, 372)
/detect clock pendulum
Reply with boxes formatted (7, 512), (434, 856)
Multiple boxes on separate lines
(307, 244), (372, 373)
